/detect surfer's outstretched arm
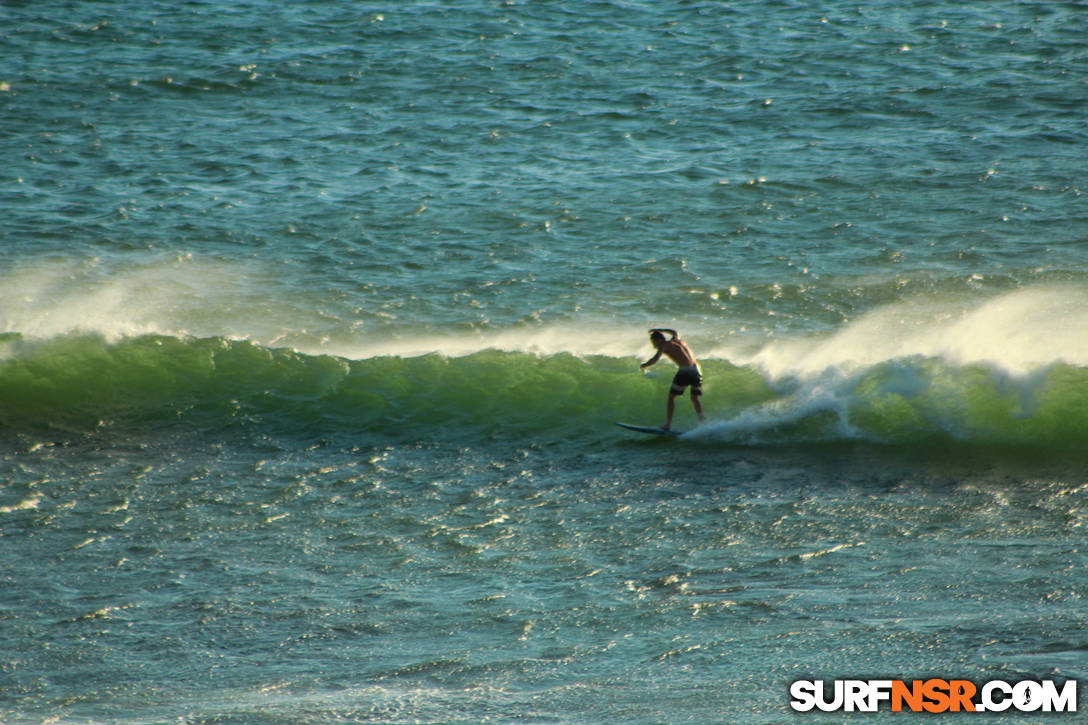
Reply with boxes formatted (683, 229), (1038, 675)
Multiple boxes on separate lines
(640, 350), (662, 369)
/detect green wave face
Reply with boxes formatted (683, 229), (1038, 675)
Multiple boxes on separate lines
(1, 333), (1087, 453)
(0, 333), (769, 439)
(847, 358), (1088, 449)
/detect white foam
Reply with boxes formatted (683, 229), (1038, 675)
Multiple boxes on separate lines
(0, 254), (229, 341)
(729, 286), (1088, 380)
(692, 286), (1088, 444)
(687, 368), (862, 443)
(0, 255), (663, 361)
(0, 254), (328, 349)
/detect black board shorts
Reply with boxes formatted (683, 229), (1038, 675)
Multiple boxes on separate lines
(670, 366), (703, 396)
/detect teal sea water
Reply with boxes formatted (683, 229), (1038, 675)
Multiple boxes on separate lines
(3, 1), (1088, 722)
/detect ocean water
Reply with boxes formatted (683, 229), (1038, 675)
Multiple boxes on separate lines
(2, 1), (1087, 722)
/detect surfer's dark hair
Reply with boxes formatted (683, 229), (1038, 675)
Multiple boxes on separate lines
(649, 330), (666, 343)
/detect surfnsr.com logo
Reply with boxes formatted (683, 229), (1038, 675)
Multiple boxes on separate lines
(790, 679), (1077, 714)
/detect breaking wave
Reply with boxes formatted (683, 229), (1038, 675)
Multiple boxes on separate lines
(1, 331), (1087, 454)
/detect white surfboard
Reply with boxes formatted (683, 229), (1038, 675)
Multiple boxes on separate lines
(615, 423), (683, 437)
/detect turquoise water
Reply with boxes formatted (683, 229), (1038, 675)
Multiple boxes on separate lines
(3, 1), (1087, 722)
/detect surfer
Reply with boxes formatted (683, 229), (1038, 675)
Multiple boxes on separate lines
(640, 328), (705, 431)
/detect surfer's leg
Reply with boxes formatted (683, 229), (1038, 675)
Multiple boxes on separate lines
(691, 389), (705, 423)
(664, 392), (677, 430)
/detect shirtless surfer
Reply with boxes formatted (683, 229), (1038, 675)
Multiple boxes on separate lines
(640, 328), (705, 431)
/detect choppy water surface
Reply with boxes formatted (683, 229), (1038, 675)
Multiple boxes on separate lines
(2, 1), (1087, 722)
